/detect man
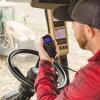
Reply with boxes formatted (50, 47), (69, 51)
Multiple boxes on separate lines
(34, 0), (100, 99)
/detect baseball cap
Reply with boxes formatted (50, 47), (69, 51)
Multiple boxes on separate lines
(71, 0), (100, 29)
(53, 0), (79, 21)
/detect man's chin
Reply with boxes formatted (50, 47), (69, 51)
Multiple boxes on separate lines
(79, 43), (86, 49)
(80, 46), (85, 49)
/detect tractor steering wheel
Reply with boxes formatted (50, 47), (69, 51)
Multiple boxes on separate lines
(8, 49), (68, 92)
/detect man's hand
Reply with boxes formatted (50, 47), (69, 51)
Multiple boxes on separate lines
(39, 38), (59, 62)
(39, 38), (52, 62)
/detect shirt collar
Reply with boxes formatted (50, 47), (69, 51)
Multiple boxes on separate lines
(88, 49), (100, 62)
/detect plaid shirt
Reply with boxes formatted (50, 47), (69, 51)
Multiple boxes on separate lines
(35, 50), (100, 100)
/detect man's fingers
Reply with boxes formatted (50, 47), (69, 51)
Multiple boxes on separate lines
(39, 38), (45, 54)
(55, 41), (60, 57)
(39, 38), (44, 47)
(39, 37), (51, 61)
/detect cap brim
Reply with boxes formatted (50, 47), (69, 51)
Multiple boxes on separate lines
(53, 0), (79, 21)
(53, 5), (73, 21)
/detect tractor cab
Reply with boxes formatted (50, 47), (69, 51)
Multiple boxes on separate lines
(0, 0), (82, 100)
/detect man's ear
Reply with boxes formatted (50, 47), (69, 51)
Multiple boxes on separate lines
(83, 24), (95, 39)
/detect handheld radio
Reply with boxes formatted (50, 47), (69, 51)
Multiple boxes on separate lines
(42, 35), (57, 58)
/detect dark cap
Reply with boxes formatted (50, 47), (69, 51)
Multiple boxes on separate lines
(71, 0), (100, 29)
(53, 0), (79, 21)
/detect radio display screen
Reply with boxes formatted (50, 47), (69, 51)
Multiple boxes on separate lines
(44, 37), (52, 44)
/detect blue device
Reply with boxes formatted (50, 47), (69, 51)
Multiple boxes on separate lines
(42, 35), (57, 58)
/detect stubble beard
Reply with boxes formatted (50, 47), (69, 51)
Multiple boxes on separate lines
(77, 31), (88, 49)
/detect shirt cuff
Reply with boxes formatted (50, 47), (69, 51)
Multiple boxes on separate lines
(39, 60), (55, 73)
(39, 59), (52, 67)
